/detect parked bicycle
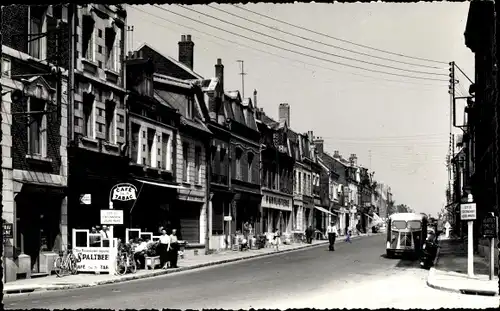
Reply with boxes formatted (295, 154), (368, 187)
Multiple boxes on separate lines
(54, 244), (78, 277)
(115, 243), (137, 276)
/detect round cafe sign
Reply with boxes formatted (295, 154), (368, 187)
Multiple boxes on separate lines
(110, 183), (138, 201)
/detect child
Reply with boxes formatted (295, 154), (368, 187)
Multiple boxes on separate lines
(345, 228), (352, 243)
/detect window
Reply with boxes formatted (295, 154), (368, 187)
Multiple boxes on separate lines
(82, 94), (94, 138)
(183, 143), (189, 182)
(98, 29), (102, 38)
(142, 144), (145, 152)
(247, 153), (254, 183)
(142, 131), (146, 138)
(186, 96), (194, 119)
(142, 157), (146, 165)
(2, 58), (11, 77)
(118, 128), (124, 137)
(105, 101), (116, 143)
(74, 116), (79, 126)
(97, 123), (103, 133)
(28, 98), (46, 156)
(147, 129), (154, 166)
(157, 148), (161, 156)
(161, 133), (170, 170)
(235, 148), (242, 180)
(293, 170), (296, 193)
(130, 123), (140, 163)
(74, 101), (79, 110)
(98, 45), (103, 54)
(82, 18), (95, 61)
(97, 108), (103, 117)
(117, 114), (124, 123)
(271, 163), (277, 190)
(298, 172), (302, 193)
(29, 11), (43, 59)
(105, 27), (117, 71)
(195, 147), (201, 184)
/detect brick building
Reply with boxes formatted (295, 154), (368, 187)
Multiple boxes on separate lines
(256, 104), (294, 234)
(1, 4), (70, 282)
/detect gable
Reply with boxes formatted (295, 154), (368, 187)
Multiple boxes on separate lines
(139, 45), (200, 81)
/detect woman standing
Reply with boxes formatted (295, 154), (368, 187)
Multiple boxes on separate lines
(159, 229), (171, 269)
(169, 229), (179, 268)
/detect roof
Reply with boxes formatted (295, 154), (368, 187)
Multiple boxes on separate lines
(136, 43), (203, 81)
(389, 213), (426, 221)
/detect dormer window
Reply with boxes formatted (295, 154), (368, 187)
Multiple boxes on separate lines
(186, 96), (194, 119)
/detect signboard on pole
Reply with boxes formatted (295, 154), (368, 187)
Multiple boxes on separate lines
(482, 214), (498, 239)
(460, 203), (477, 221)
(100, 209), (124, 225)
(80, 194), (91, 205)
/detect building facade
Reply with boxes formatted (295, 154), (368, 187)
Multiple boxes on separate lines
(2, 4), (73, 282)
(124, 51), (181, 235)
(66, 4), (129, 241)
(139, 39), (212, 246)
(198, 61), (233, 249)
(257, 106), (294, 234)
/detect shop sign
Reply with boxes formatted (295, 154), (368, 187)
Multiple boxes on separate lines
(80, 194), (91, 205)
(73, 247), (110, 272)
(111, 183), (138, 201)
(482, 214), (497, 239)
(101, 209), (124, 225)
(262, 193), (292, 211)
(224, 215), (232, 221)
(3, 222), (13, 239)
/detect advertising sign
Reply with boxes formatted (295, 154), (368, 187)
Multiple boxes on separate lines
(100, 209), (124, 225)
(3, 222), (13, 239)
(111, 183), (138, 201)
(73, 247), (110, 272)
(482, 214), (497, 239)
(460, 203), (477, 221)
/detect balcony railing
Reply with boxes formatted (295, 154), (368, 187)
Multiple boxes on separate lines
(211, 173), (228, 185)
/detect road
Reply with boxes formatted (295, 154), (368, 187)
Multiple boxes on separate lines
(5, 234), (498, 309)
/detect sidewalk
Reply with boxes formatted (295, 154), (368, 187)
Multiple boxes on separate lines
(4, 233), (378, 295)
(426, 237), (498, 296)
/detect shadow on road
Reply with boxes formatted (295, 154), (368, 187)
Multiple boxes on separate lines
(380, 253), (422, 269)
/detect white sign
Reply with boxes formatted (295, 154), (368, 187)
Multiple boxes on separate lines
(73, 247), (110, 272)
(224, 215), (232, 221)
(261, 193), (292, 212)
(461, 203), (477, 221)
(80, 194), (91, 205)
(101, 209), (124, 225)
(111, 183), (138, 201)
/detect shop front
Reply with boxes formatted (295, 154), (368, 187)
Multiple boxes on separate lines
(67, 148), (130, 241)
(209, 189), (235, 249)
(303, 196), (314, 229)
(13, 182), (67, 277)
(292, 196), (304, 232)
(232, 191), (262, 236)
(261, 191), (293, 233)
(313, 203), (335, 233)
(177, 188), (206, 245)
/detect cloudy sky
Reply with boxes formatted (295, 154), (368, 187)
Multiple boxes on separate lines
(126, 2), (473, 216)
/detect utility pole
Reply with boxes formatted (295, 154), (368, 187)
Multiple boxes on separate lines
(236, 60), (246, 98)
(0, 5), (5, 285)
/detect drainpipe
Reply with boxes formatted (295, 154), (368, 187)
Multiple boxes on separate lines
(205, 139), (211, 255)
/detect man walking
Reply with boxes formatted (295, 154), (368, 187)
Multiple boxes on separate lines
(327, 221), (338, 251)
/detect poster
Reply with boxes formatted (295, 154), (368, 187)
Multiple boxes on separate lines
(73, 247), (110, 272)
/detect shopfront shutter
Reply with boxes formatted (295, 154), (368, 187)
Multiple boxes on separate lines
(178, 203), (201, 243)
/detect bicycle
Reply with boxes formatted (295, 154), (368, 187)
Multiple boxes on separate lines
(115, 247), (137, 276)
(54, 245), (78, 277)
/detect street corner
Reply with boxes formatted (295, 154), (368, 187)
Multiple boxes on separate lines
(426, 267), (498, 297)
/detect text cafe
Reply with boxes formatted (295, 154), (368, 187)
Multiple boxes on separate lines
(261, 193), (293, 233)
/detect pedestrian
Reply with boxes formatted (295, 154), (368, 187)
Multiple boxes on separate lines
(327, 221), (338, 251)
(89, 226), (101, 247)
(169, 228), (179, 269)
(159, 228), (171, 269)
(305, 225), (314, 244)
(273, 228), (281, 251)
(345, 228), (352, 243)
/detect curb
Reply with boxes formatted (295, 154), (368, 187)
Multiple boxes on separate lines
(426, 269), (498, 296)
(4, 233), (380, 295)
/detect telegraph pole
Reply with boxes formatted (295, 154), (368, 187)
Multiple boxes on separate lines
(0, 4), (5, 285)
(237, 60), (246, 98)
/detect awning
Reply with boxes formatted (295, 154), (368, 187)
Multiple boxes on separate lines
(315, 206), (335, 215)
(135, 179), (185, 189)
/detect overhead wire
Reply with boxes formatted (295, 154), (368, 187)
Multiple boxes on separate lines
(232, 4), (448, 65)
(174, 4), (447, 77)
(132, 6), (447, 87)
(207, 4), (445, 71)
(152, 5), (448, 82)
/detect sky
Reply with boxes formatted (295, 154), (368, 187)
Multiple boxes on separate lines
(126, 2), (474, 216)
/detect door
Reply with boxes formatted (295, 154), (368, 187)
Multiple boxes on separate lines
(178, 202), (201, 243)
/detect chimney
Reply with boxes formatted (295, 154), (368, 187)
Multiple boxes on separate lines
(313, 136), (324, 155)
(349, 153), (358, 166)
(279, 103), (290, 127)
(333, 150), (340, 159)
(178, 34), (194, 70)
(215, 58), (224, 94)
(253, 89), (258, 109)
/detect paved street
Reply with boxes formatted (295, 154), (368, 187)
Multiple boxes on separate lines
(5, 234), (498, 309)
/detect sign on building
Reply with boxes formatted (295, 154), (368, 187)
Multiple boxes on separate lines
(73, 247), (110, 272)
(100, 209), (124, 225)
(111, 183), (138, 201)
(460, 203), (477, 221)
(482, 214), (497, 239)
(80, 194), (91, 205)
(3, 222), (13, 239)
